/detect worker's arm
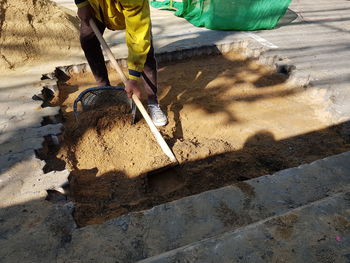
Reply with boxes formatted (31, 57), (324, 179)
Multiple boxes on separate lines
(120, 0), (152, 81)
(75, 0), (94, 25)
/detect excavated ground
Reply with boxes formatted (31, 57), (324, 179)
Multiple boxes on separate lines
(48, 51), (350, 226)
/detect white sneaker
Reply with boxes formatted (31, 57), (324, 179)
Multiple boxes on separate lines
(147, 104), (168, 127)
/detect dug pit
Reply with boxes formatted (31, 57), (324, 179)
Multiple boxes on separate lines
(46, 50), (350, 227)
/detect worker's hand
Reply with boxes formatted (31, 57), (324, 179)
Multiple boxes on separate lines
(125, 79), (142, 99)
(77, 5), (94, 25)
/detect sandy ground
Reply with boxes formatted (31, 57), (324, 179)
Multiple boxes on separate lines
(0, 0), (80, 73)
(49, 51), (350, 226)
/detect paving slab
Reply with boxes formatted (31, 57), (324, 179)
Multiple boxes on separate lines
(0, 123), (62, 145)
(0, 154), (69, 206)
(0, 200), (76, 263)
(139, 191), (350, 263)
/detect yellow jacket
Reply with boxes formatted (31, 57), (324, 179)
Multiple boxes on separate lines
(76, 0), (151, 80)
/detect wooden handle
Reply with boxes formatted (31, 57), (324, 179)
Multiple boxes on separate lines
(132, 95), (177, 162)
(90, 20), (127, 83)
(89, 19), (178, 163)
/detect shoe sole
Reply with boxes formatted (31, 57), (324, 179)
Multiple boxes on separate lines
(153, 120), (168, 127)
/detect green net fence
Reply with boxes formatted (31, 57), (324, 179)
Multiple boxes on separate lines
(150, 0), (291, 31)
(150, 0), (183, 11)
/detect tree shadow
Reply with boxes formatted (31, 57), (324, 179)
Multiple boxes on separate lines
(68, 167), (148, 227)
(156, 43), (295, 141)
(66, 120), (350, 227)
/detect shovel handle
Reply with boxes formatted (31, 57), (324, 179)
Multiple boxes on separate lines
(89, 19), (178, 164)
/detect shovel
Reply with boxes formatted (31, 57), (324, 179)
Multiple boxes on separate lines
(75, 19), (178, 166)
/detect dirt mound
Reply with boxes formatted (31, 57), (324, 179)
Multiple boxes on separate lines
(60, 105), (171, 178)
(0, 0), (80, 72)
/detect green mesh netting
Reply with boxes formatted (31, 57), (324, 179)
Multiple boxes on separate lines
(151, 0), (291, 31)
(150, 0), (182, 11)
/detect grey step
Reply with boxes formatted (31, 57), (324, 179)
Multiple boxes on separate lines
(0, 154), (69, 206)
(0, 105), (60, 135)
(0, 200), (76, 263)
(0, 123), (62, 146)
(139, 191), (350, 263)
(57, 151), (350, 263)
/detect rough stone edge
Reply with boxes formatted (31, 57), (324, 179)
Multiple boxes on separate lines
(0, 78), (70, 205)
(41, 40), (306, 87)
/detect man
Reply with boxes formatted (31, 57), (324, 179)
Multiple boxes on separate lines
(75, 0), (168, 126)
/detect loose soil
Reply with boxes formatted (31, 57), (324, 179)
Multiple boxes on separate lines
(50, 51), (350, 226)
(0, 0), (80, 72)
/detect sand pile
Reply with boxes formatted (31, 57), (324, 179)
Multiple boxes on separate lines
(60, 105), (171, 178)
(0, 0), (80, 72)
